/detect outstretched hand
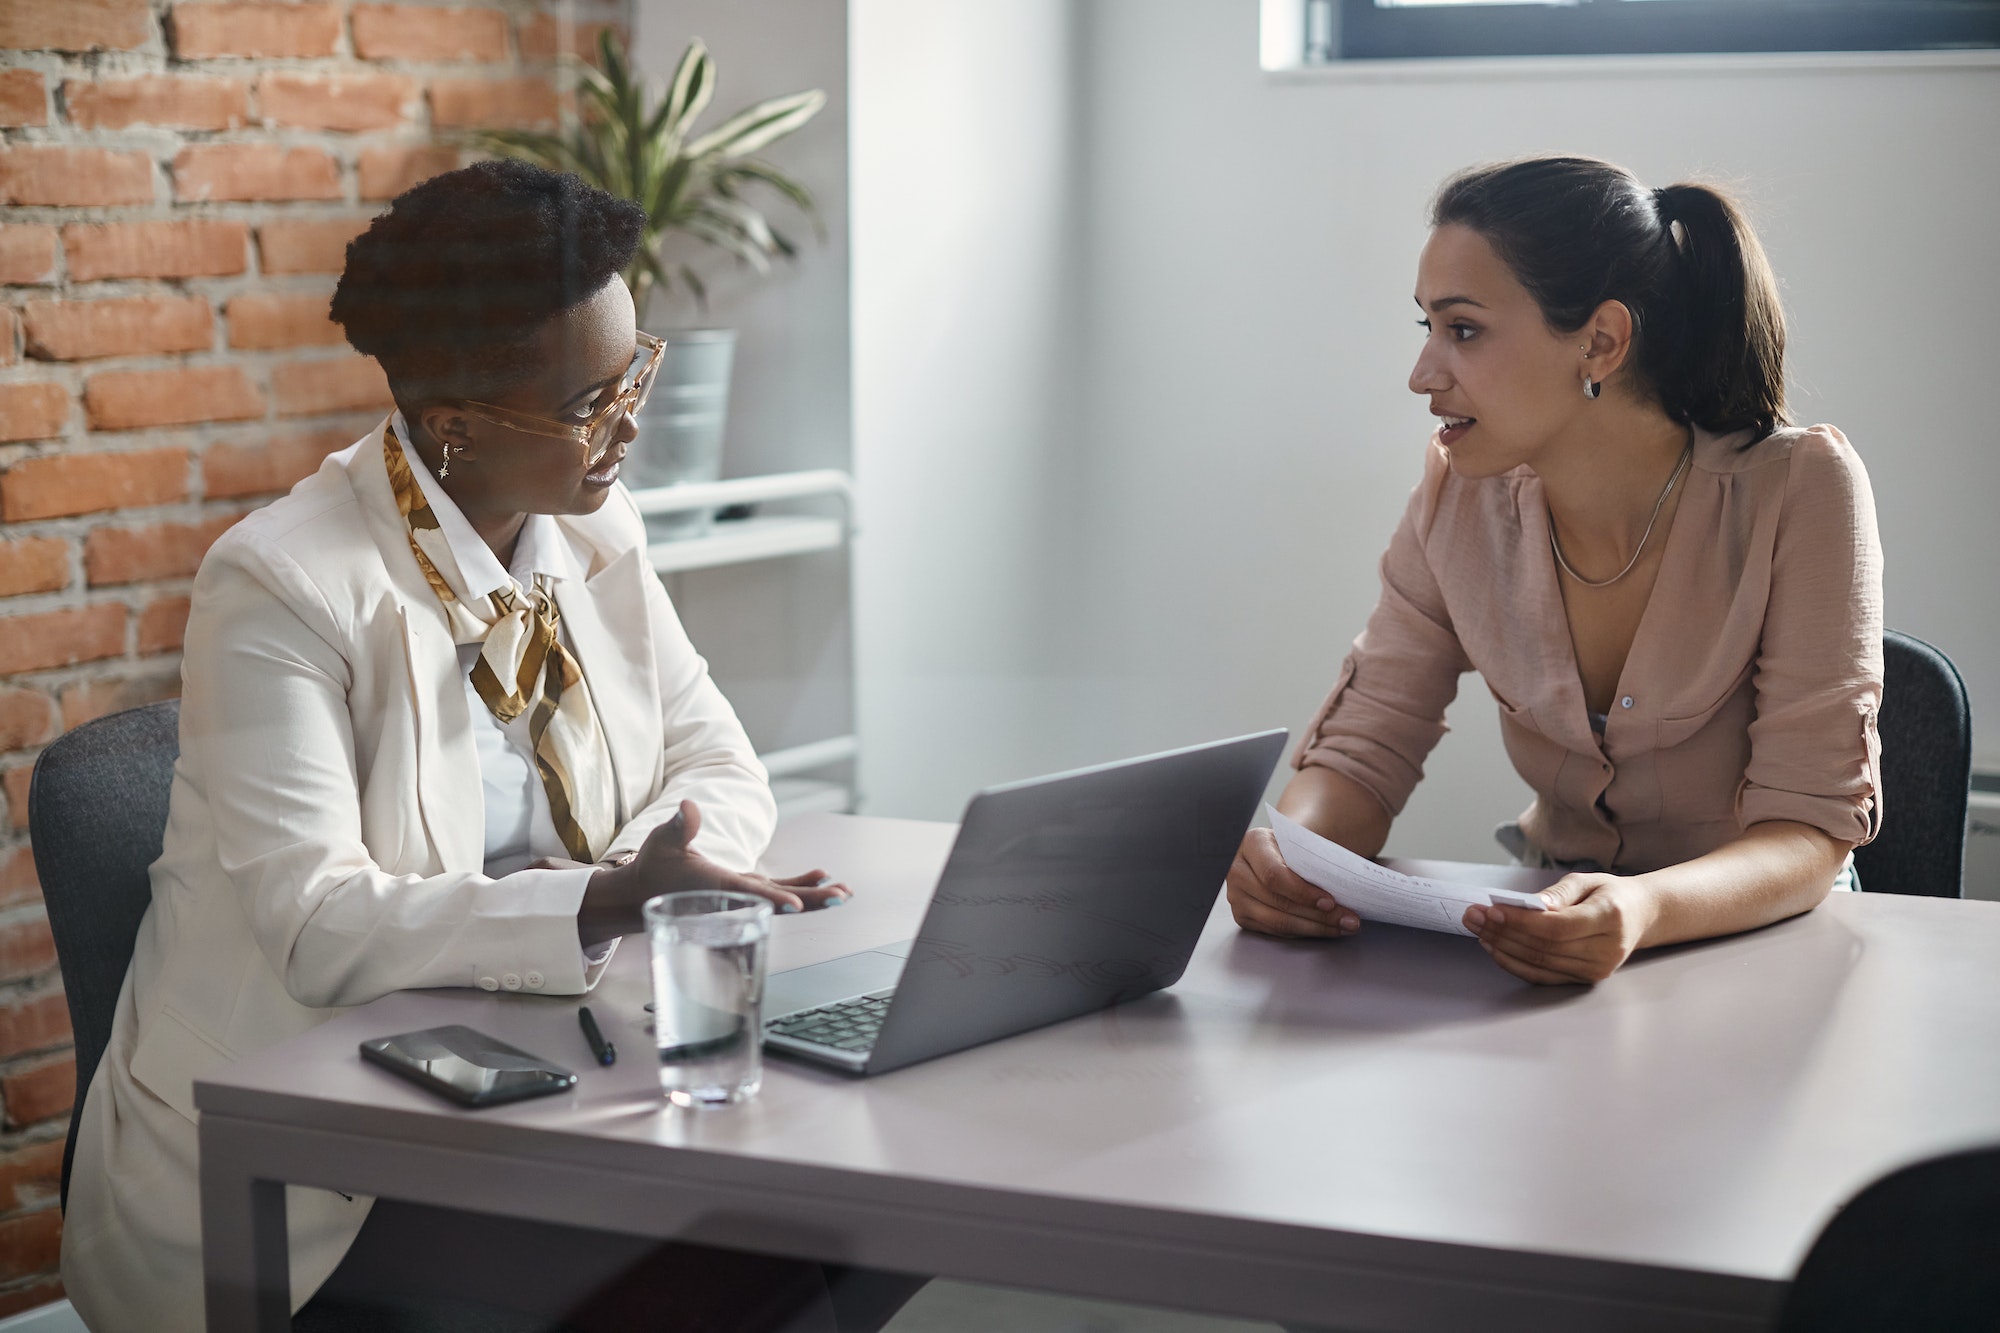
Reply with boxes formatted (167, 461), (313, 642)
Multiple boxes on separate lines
(577, 800), (850, 948)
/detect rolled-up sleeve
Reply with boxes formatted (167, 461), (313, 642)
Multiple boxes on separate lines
(1294, 445), (1472, 817)
(1736, 428), (1884, 845)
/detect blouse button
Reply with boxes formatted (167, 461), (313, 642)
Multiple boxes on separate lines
(524, 971), (545, 989)
(501, 972), (523, 991)
(1620, 696), (1634, 709)
(477, 976), (500, 992)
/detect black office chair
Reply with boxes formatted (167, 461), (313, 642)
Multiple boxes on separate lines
(29, 701), (576, 1333)
(27, 699), (180, 1211)
(1852, 631), (1973, 898)
(1776, 1144), (2000, 1332)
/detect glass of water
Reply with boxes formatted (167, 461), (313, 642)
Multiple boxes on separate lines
(644, 890), (772, 1108)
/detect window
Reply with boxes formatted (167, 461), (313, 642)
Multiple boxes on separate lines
(1302, 0), (2000, 63)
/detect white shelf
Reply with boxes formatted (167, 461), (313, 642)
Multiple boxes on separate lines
(647, 515), (844, 573)
(764, 739), (857, 821)
(760, 734), (859, 779)
(772, 778), (855, 819)
(628, 469), (854, 516)
(636, 469), (860, 816)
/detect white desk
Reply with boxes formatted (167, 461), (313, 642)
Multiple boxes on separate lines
(197, 814), (2000, 1332)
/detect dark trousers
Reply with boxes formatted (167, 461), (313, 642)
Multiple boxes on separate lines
(295, 1199), (926, 1333)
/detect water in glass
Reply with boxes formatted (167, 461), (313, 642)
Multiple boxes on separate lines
(645, 891), (770, 1108)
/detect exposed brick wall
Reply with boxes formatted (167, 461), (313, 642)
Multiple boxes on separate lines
(0, 0), (623, 1311)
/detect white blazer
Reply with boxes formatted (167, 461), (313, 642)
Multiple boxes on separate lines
(61, 421), (776, 1332)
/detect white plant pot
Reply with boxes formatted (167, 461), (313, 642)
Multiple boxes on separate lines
(630, 329), (737, 541)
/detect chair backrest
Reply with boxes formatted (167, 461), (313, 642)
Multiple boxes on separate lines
(1777, 1144), (2000, 1332)
(27, 699), (180, 1210)
(1852, 630), (1972, 898)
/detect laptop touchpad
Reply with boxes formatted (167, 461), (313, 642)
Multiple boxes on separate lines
(767, 943), (912, 1018)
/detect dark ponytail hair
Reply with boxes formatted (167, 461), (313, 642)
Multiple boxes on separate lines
(1431, 156), (1788, 440)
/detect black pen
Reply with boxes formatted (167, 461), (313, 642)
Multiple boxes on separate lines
(578, 1005), (615, 1066)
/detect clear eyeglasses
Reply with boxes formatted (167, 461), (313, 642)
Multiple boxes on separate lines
(457, 332), (665, 469)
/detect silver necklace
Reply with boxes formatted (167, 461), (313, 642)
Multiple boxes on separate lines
(1549, 434), (1694, 589)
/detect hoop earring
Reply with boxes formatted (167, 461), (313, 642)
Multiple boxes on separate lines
(437, 441), (454, 480)
(1577, 345), (1602, 400)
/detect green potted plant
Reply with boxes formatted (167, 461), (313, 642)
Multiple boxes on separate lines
(479, 31), (825, 537)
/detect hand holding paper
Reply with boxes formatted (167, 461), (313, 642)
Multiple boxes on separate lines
(1264, 806), (1555, 938)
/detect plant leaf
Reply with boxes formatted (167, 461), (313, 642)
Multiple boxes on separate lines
(717, 159), (821, 236)
(683, 213), (772, 272)
(660, 39), (715, 144)
(646, 156), (696, 228)
(630, 245), (674, 318)
(685, 89), (826, 161)
(598, 27), (630, 99)
(700, 196), (776, 255)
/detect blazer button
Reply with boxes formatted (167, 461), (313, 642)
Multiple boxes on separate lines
(477, 976), (500, 992)
(524, 971), (545, 989)
(502, 973), (523, 991)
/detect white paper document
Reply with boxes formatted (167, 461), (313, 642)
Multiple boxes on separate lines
(1265, 805), (1558, 938)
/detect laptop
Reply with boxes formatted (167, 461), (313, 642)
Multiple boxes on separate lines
(763, 729), (1288, 1076)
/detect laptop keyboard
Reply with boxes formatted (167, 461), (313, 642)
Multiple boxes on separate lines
(767, 990), (895, 1053)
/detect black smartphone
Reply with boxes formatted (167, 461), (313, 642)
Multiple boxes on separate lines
(359, 1024), (578, 1108)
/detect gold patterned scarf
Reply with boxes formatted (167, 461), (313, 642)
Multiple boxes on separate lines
(384, 423), (616, 863)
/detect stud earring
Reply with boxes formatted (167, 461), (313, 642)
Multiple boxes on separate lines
(437, 441), (454, 480)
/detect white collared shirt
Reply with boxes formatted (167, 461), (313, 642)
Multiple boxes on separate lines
(397, 413), (594, 880)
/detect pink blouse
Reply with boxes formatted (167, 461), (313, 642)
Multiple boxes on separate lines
(1295, 423), (1883, 873)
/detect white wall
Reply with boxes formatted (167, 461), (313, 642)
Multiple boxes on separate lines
(851, 0), (1105, 812)
(853, 1), (2000, 859)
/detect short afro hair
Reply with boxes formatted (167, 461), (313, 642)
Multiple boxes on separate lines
(331, 159), (645, 404)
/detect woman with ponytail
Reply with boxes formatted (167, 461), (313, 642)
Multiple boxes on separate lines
(1226, 156), (1882, 985)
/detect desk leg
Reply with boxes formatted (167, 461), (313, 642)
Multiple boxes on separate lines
(200, 1120), (292, 1333)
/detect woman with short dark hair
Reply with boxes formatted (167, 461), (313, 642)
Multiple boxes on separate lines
(61, 160), (912, 1331)
(1227, 156), (1882, 985)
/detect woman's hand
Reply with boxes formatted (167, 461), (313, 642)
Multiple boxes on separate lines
(576, 800), (850, 948)
(1225, 827), (1361, 940)
(1461, 873), (1657, 985)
